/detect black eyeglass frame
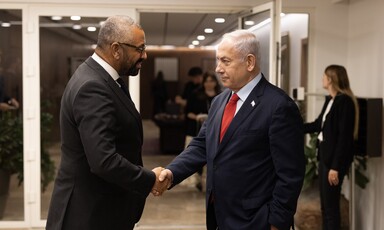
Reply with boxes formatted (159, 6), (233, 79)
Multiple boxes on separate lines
(117, 42), (146, 54)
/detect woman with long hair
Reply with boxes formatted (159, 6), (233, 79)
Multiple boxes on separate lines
(304, 64), (359, 229)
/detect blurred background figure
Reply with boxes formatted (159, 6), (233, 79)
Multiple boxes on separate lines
(151, 71), (168, 118)
(175, 66), (203, 108)
(0, 50), (20, 112)
(184, 71), (221, 191)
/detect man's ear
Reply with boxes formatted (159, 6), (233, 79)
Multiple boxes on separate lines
(246, 54), (256, 71)
(110, 42), (121, 60)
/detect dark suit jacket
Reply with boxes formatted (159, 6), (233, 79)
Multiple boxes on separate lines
(304, 94), (355, 175)
(167, 76), (305, 230)
(46, 57), (155, 230)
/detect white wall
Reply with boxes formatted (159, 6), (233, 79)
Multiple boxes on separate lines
(347, 0), (384, 229)
(284, 0), (383, 229)
(280, 13), (309, 95)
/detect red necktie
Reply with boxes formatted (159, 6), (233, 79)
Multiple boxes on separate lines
(220, 93), (239, 142)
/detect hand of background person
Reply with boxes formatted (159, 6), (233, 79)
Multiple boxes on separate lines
(0, 102), (9, 111)
(151, 167), (170, 196)
(9, 98), (19, 109)
(196, 113), (208, 122)
(328, 169), (339, 186)
(174, 95), (186, 107)
(0, 98), (19, 111)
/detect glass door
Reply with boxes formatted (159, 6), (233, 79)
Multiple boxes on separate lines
(0, 7), (25, 227)
(0, 5), (138, 229)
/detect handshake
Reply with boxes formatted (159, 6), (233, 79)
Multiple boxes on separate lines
(151, 167), (173, 196)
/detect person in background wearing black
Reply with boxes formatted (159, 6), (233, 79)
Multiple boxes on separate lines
(175, 66), (203, 107)
(0, 50), (19, 112)
(184, 71), (221, 191)
(304, 65), (359, 230)
(151, 71), (168, 117)
(0, 76), (19, 112)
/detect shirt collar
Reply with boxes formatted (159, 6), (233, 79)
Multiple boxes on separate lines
(233, 72), (262, 102)
(91, 53), (120, 81)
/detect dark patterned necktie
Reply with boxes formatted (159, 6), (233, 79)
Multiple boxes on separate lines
(116, 78), (131, 100)
(220, 93), (239, 142)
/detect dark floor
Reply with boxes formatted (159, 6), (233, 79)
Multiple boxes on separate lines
(1, 120), (349, 230)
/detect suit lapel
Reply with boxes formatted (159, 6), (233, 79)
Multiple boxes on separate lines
(212, 90), (231, 157)
(217, 76), (267, 154)
(85, 58), (143, 138)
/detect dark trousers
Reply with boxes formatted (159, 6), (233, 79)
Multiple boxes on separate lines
(319, 161), (344, 230)
(207, 194), (218, 230)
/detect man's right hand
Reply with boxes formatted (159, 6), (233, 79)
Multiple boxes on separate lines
(151, 167), (172, 196)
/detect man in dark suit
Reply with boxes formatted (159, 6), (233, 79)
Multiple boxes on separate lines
(46, 15), (166, 230)
(158, 30), (305, 230)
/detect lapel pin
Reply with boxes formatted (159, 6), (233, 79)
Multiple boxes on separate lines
(251, 100), (255, 107)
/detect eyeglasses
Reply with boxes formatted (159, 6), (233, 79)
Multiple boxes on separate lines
(117, 42), (146, 54)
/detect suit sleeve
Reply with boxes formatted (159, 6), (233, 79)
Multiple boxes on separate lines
(331, 96), (355, 170)
(268, 97), (306, 229)
(72, 80), (155, 196)
(303, 96), (330, 134)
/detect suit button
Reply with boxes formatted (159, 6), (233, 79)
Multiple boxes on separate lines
(213, 165), (217, 170)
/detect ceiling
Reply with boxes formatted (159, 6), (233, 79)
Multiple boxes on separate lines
(139, 12), (241, 47)
(1, 9), (248, 48)
(39, 12), (243, 48)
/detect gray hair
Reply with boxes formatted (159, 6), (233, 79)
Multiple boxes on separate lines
(221, 30), (261, 67)
(97, 15), (142, 48)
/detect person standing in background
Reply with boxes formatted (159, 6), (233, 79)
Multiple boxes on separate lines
(0, 75), (19, 111)
(184, 71), (221, 191)
(175, 66), (203, 107)
(0, 50), (19, 112)
(151, 71), (168, 117)
(304, 65), (359, 230)
(158, 30), (305, 230)
(46, 15), (167, 230)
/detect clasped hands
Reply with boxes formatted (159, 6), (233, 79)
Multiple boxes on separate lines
(151, 167), (173, 196)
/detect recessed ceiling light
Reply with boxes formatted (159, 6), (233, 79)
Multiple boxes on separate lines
(70, 16), (81, 21)
(161, 45), (175, 49)
(204, 28), (213, 33)
(72, 24), (82, 30)
(197, 35), (205, 40)
(188, 45), (195, 49)
(1, 22), (11, 27)
(192, 40), (200, 45)
(87, 26), (97, 32)
(215, 18), (225, 23)
(51, 16), (62, 21)
(244, 21), (255, 26)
